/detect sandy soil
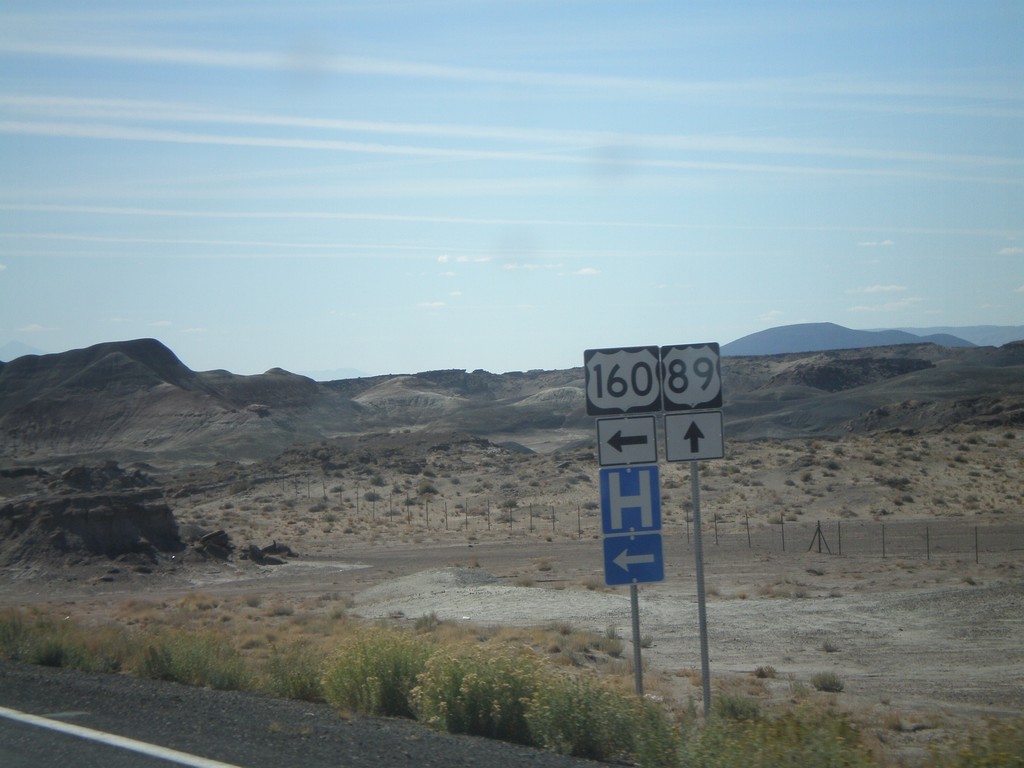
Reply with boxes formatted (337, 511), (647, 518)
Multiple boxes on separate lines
(2, 427), (1022, 765)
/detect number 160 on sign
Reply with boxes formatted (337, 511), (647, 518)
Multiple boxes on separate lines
(584, 344), (722, 416)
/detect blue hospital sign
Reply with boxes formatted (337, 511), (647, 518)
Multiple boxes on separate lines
(600, 466), (661, 534)
(600, 465), (664, 585)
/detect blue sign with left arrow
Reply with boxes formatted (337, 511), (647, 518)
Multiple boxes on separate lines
(603, 533), (664, 585)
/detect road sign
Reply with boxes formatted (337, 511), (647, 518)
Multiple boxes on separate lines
(665, 411), (725, 462)
(584, 346), (662, 415)
(600, 465), (661, 534)
(660, 343), (722, 411)
(603, 533), (664, 585)
(597, 415), (657, 466)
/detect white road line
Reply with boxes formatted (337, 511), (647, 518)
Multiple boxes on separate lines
(0, 705), (244, 768)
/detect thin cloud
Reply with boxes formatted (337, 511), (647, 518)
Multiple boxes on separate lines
(848, 296), (924, 312)
(18, 323), (50, 332)
(3, 205), (1014, 239)
(3, 42), (1020, 103)
(8, 94), (1015, 167)
(757, 310), (786, 323)
(149, 320), (173, 327)
(857, 240), (895, 247)
(417, 301), (446, 308)
(847, 284), (907, 294)
(998, 246), (1024, 255)
(2, 117), (1017, 185)
(574, 268), (600, 276)
(1015, 284), (1024, 293)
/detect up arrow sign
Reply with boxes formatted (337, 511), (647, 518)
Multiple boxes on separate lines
(683, 421), (705, 453)
(665, 411), (725, 462)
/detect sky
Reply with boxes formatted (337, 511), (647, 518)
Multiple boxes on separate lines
(1, 1), (1022, 377)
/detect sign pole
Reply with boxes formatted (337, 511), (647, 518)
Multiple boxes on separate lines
(690, 461), (712, 717)
(630, 584), (644, 697)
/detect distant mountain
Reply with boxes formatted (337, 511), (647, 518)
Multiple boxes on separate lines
(892, 326), (1024, 348)
(721, 322), (974, 357)
(2, 337), (1021, 464)
(0, 341), (47, 362)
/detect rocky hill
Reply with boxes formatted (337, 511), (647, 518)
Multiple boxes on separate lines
(1, 338), (1022, 465)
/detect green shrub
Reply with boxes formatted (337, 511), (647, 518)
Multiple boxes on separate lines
(527, 672), (678, 766)
(413, 645), (541, 744)
(0, 610), (131, 673)
(136, 630), (250, 690)
(933, 718), (1024, 768)
(0, 610), (29, 659)
(679, 707), (873, 768)
(713, 693), (761, 721)
(811, 671), (845, 692)
(263, 641), (324, 701)
(527, 673), (636, 760)
(322, 627), (433, 718)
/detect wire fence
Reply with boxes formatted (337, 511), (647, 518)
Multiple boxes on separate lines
(331, 488), (1023, 564)
(672, 515), (1024, 563)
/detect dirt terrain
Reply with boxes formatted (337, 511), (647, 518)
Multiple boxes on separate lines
(2, 426), (1021, 765)
(2, 338), (1022, 763)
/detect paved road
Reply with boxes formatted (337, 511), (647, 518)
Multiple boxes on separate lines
(0, 659), (600, 768)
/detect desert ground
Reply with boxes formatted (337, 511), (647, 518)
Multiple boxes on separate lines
(1, 426), (1021, 765)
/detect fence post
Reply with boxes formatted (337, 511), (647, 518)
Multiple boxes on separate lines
(781, 513), (786, 552)
(714, 514), (719, 545)
(745, 513), (751, 548)
(975, 526), (979, 564)
(577, 504), (582, 539)
(882, 523), (886, 559)
(837, 520), (842, 556)
(926, 525), (930, 561)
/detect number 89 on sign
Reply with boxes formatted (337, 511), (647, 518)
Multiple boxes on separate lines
(660, 343), (722, 411)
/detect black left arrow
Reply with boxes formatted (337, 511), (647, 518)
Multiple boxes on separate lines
(683, 421), (705, 452)
(608, 430), (649, 453)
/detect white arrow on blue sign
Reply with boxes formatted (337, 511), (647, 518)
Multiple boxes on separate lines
(603, 533), (664, 585)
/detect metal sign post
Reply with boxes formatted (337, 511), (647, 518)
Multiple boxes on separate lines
(690, 461), (712, 717)
(630, 584), (644, 696)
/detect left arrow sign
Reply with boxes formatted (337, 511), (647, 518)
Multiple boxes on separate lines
(608, 430), (649, 453)
(603, 533), (664, 585)
(597, 415), (658, 466)
(613, 548), (656, 572)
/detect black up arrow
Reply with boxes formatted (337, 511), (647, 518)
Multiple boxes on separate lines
(683, 421), (705, 453)
(608, 430), (649, 453)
